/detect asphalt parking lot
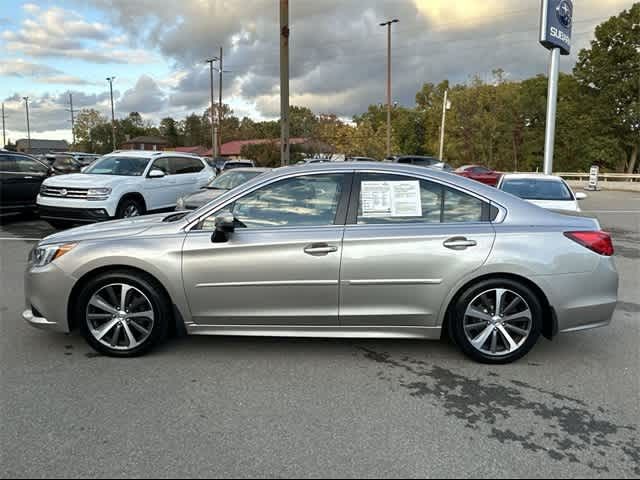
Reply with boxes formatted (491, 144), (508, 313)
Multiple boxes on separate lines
(1, 190), (638, 478)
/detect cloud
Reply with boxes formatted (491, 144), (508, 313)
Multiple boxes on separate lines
(117, 75), (167, 113)
(3, 6), (156, 64)
(78, 0), (630, 119)
(0, 59), (95, 85)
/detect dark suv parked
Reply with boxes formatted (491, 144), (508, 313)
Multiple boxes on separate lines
(0, 151), (50, 214)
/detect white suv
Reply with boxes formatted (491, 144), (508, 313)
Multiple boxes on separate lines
(37, 151), (214, 228)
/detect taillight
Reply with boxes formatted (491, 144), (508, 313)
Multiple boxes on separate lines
(564, 231), (614, 256)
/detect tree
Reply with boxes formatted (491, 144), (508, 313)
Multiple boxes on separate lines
(73, 109), (108, 153)
(159, 117), (180, 147)
(574, 3), (640, 172)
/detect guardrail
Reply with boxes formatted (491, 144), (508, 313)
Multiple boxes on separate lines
(555, 172), (640, 182)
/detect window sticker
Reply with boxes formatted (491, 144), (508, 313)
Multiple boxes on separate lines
(361, 181), (422, 217)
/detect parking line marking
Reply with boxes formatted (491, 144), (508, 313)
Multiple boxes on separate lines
(0, 237), (42, 242)
(583, 210), (640, 214)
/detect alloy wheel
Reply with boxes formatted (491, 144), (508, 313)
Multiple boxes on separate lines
(463, 288), (533, 357)
(123, 204), (140, 218)
(86, 283), (155, 351)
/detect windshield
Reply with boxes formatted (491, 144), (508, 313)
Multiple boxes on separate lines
(501, 179), (573, 201)
(84, 156), (150, 176)
(209, 170), (262, 190)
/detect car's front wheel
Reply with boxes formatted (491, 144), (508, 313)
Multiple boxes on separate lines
(116, 197), (145, 219)
(450, 278), (543, 364)
(76, 270), (170, 357)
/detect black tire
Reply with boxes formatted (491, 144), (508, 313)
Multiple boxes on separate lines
(115, 196), (145, 219)
(449, 278), (543, 364)
(46, 219), (76, 230)
(76, 270), (170, 357)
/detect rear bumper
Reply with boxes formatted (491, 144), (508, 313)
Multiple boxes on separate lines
(37, 206), (111, 223)
(535, 256), (619, 335)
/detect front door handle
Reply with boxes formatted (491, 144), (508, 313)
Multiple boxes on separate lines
(304, 243), (338, 256)
(443, 237), (477, 250)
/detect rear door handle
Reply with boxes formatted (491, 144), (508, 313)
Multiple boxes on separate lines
(443, 237), (477, 250)
(304, 243), (338, 256)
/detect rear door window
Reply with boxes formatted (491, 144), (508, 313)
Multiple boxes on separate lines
(0, 155), (19, 172)
(354, 173), (489, 224)
(170, 157), (204, 174)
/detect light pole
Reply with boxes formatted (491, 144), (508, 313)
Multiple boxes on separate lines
(106, 77), (116, 151)
(205, 58), (219, 158)
(67, 93), (76, 146)
(1, 102), (6, 148)
(280, 0), (290, 166)
(380, 18), (399, 158)
(23, 97), (31, 153)
(439, 90), (451, 161)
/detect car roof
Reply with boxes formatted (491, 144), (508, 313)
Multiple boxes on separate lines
(220, 167), (269, 173)
(501, 173), (564, 181)
(105, 150), (207, 160)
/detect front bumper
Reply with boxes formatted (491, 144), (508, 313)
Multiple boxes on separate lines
(22, 309), (58, 330)
(24, 262), (76, 333)
(38, 206), (111, 223)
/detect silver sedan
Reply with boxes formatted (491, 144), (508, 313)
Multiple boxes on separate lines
(23, 162), (618, 364)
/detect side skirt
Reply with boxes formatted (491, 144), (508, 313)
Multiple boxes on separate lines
(186, 324), (442, 340)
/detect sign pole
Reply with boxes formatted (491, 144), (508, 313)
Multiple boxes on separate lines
(539, 0), (573, 176)
(543, 47), (561, 175)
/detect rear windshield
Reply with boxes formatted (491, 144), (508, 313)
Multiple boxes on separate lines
(84, 156), (150, 176)
(501, 179), (573, 201)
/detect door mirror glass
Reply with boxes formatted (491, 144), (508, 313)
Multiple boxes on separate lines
(149, 169), (166, 178)
(211, 213), (235, 243)
(575, 192), (587, 200)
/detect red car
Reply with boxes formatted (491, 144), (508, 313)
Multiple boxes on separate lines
(455, 165), (502, 186)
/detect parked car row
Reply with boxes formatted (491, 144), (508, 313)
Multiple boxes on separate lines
(1, 148), (590, 227)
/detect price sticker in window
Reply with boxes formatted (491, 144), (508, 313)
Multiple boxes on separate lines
(361, 181), (422, 217)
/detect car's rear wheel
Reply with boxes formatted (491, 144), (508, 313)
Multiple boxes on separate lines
(76, 271), (170, 357)
(116, 197), (145, 219)
(450, 278), (542, 364)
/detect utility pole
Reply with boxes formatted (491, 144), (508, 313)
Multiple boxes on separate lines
(1, 103), (6, 148)
(23, 97), (31, 153)
(380, 19), (399, 158)
(206, 58), (218, 158)
(218, 46), (223, 155)
(439, 89), (450, 161)
(106, 77), (116, 151)
(280, 0), (290, 166)
(67, 93), (76, 146)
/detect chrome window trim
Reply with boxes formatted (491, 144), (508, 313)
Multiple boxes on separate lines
(184, 168), (507, 232)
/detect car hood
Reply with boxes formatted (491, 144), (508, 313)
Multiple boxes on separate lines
(183, 188), (227, 208)
(42, 173), (132, 188)
(526, 199), (580, 212)
(40, 213), (174, 245)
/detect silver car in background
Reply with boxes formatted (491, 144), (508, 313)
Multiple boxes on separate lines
(23, 163), (618, 364)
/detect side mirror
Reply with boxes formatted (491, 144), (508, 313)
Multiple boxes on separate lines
(149, 169), (166, 178)
(211, 213), (235, 243)
(575, 192), (588, 200)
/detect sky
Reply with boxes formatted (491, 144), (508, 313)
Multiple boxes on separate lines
(0, 0), (633, 144)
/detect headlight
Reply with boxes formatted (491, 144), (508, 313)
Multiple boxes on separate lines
(87, 188), (112, 200)
(176, 197), (186, 210)
(29, 243), (77, 267)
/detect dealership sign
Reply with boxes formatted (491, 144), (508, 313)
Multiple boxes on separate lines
(539, 0), (573, 55)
